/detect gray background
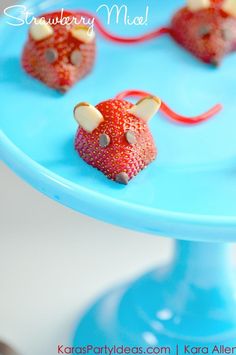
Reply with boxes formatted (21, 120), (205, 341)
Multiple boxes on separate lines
(0, 1), (235, 355)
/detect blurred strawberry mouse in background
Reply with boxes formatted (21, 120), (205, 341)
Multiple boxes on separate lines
(171, 0), (236, 65)
(78, 0), (236, 66)
(22, 11), (96, 92)
(21, 0), (236, 93)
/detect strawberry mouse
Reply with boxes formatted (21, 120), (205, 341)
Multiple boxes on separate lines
(73, 92), (222, 184)
(74, 0), (236, 66)
(22, 11), (96, 92)
(74, 97), (160, 184)
(171, 0), (236, 65)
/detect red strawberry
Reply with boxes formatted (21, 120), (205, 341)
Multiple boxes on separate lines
(74, 98), (161, 184)
(22, 11), (96, 92)
(171, 1), (236, 65)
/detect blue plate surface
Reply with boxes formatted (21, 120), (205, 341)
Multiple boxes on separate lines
(1, 0), (236, 241)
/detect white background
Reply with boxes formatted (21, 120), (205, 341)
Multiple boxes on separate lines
(0, 164), (173, 355)
(0, 2), (235, 355)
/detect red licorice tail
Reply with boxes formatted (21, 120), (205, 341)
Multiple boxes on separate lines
(115, 90), (222, 124)
(77, 11), (170, 44)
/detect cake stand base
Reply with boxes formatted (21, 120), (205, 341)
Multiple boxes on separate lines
(74, 240), (236, 350)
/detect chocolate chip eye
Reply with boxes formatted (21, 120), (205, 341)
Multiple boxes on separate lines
(45, 48), (58, 63)
(70, 50), (83, 66)
(99, 133), (110, 147)
(125, 130), (136, 145)
(198, 25), (212, 38)
(221, 28), (232, 41)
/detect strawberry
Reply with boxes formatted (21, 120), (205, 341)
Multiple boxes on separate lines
(22, 11), (96, 92)
(73, 98), (161, 184)
(171, 1), (236, 65)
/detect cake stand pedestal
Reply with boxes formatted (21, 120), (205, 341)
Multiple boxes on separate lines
(74, 240), (236, 348)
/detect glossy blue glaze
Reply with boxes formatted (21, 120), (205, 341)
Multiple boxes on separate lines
(74, 240), (236, 348)
(0, 0), (236, 241)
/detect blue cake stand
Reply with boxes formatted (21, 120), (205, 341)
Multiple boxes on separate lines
(1, 0), (236, 349)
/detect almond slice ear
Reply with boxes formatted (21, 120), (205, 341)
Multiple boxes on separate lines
(187, 0), (211, 12)
(71, 26), (95, 43)
(127, 96), (161, 122)
(29, 21), (54, 41)
(74, 102), (104, 132)
(222, 0), (236, 17)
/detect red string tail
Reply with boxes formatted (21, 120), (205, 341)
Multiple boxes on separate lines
(77, 11), (170, 44)
(115, 90), (222, 124)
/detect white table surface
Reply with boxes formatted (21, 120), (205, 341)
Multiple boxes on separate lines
(0, 2), (235, 354)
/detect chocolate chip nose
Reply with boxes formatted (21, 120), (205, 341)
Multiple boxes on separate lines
(115, 172), (129, 185)
(211, 57), (220, 67)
